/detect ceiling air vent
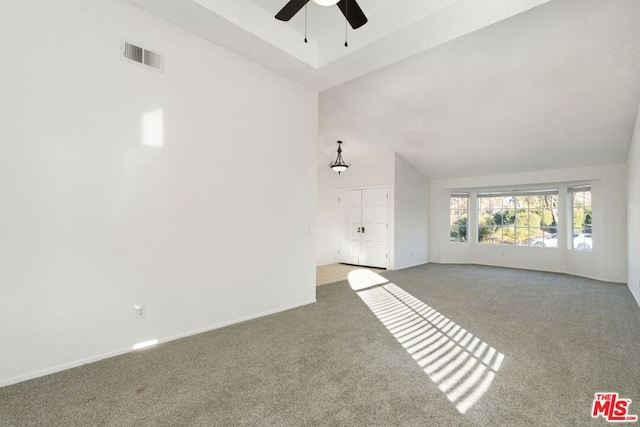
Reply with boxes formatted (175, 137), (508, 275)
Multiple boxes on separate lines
(121, 40), (163, 74)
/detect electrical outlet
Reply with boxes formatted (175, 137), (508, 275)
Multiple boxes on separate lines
(135, 305), (146, 319)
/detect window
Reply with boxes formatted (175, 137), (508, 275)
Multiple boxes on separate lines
(450, 192), (469, 242)
(569, 185), (592, 251)
(477, 190), (558, 246)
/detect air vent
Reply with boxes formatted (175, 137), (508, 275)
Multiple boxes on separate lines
(121, 40), (163, 74)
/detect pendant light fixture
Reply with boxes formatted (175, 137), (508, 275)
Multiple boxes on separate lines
(330, 140), (350, 174)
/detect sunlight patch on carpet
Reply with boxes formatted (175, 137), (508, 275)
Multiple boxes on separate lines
(347, 269), (389, 290)
(357, 283), (505, 414)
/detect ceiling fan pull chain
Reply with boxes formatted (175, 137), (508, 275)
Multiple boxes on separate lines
(344, 20), (348, 47)
(304, 4), (308, 43)
(344, 0), (348, 47)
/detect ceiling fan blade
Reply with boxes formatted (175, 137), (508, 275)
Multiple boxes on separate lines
(336, 0), (368, 29)
(275, 0), (311, 21)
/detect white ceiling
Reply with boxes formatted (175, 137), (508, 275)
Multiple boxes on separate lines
(127, 0), (640, 180)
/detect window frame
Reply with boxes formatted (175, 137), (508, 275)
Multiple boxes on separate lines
(449, 192), (469, 243)
(476, 189), (559, 247)
(568, 185), (592, 251)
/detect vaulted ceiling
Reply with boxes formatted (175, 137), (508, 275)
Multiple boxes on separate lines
(127, 0), (640, 179)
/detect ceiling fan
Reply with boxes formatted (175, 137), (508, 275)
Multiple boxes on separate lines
(275, 0), (368, 30)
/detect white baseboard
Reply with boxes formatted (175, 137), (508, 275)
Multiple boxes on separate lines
(628, 283), (640, 308)
(0, 347), (133, 388)
(392, 261), (429, 271)
(160, 299), (317, 344)
(434, 261), (626, 284)
(0, 298), (317, 388)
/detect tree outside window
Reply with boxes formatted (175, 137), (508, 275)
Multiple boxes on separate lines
(477, 190), (558, 246)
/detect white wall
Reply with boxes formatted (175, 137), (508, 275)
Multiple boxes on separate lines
(0, 0), (318, 386)
(430, 164), (627, 283)
(316, 151), (340, 266)
(394, 154), (430, 269)
(627, 101), (640, 305)
(332, 150), (396, 191)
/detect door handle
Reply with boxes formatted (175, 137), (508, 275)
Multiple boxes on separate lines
(357, 227), (361, 233)
(362, 226), (365, 234)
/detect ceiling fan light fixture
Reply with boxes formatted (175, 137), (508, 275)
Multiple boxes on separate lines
(275, 0), (368, 32)
(313, 0), (340, 6)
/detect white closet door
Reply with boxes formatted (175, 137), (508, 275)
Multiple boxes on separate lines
(361, 188), (389, 268)
(338, 189), (362, 265)
(338, 187), (389, 268)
